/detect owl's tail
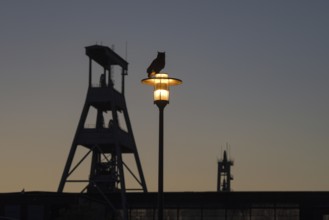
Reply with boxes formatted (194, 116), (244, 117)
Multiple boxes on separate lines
(148, 71), (156, 78)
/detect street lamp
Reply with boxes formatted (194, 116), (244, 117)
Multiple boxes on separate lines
(142, 73), (182, 220)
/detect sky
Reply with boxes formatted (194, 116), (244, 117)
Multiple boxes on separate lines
(0, 1), (328, 193)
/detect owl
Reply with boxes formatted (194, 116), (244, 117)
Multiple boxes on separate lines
(147, 52), (165, 78)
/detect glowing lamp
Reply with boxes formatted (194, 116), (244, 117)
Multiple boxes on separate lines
(142, 73), (182, 104)
(141, 72), (182, 220)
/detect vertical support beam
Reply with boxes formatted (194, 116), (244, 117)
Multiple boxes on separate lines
(58, 103), (90, 192)
(116, 145), (128, 220)
(156, 102), (166, 220)
(121, 68), (125, 95)
(217, 163), (221, 192)
(96, 110), (104, 129)
(227, 168), (231, 192)
(103, 67), (107, 87)
(89, 149), (99, 187)
(122, 98), (147, 192)
(111, 98), (128, 220)
(158, 106), (164, 220)
(89, 58), (92, 88)
(109, 63), (113, 87)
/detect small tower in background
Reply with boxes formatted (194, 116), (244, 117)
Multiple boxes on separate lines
(217, 146), (234, 192)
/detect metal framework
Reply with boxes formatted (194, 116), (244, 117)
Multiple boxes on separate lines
(58, 45), (147, 219)
(217, 150), (234, 192)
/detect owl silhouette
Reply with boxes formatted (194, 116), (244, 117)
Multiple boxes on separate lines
(147, 52), (165, 78)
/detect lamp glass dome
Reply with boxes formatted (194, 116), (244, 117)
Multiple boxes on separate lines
(142, 72), (182, 103)
(154, 73), (170, 101)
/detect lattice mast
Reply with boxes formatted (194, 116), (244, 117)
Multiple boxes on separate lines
(58, 45), (147, 218)
(217, 149), (234, 192)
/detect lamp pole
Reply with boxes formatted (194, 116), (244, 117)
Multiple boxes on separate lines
(156, 101), (167, 220)
(142, 73), (182, 220)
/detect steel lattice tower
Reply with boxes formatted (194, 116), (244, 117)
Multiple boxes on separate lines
(58, 45), (147, 218)
(217, 150), (233, 192)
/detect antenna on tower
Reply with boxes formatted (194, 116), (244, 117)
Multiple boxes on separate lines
(125, 41), (128, 61)
(226, 142), (230, 158)
(217, 144), (223, 162)
(220, 144), (223, 160)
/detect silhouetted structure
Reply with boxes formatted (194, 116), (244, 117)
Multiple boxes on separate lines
(57, 45), (147, 220)
(146, 52), (165, 78)
(217, 150), (234, 192)
(2, 191), (329, 219)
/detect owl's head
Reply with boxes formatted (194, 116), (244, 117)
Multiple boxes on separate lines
(157, 52), (165, 58)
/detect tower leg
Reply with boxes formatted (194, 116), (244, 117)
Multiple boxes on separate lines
(58, 103), (90, 192)
(116, 146), (128, 220)
(122, 101), (148, 192)
(58, 143), (78, 192)
(87, 148), (99, 192)
(111, 102), (129, 219)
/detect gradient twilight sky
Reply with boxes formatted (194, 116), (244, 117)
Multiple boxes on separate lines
(0, 1), (328, 193)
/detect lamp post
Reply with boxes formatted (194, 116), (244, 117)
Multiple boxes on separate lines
(142, 73), (182, 220)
